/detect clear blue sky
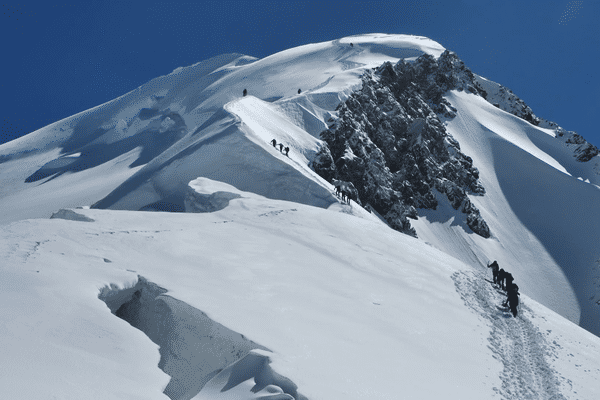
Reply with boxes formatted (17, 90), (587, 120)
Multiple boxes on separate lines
(2, 1), (598, 147)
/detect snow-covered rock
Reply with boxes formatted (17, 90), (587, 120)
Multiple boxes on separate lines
(314, 51), (489, 237)
(475, 74), (600, 165)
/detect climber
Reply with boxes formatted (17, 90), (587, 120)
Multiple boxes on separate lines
(497, 268), (507, 291)
(504, 283), (520, 317)
(488, 261), (499, 284)
(504, 272), (514, 293)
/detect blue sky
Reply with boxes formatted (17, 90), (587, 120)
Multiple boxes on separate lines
(2, 1), (598, 147)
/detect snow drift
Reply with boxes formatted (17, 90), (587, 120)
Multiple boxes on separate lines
(99, 275), (306, 400)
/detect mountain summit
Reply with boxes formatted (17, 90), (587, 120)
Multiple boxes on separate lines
(1, 34), (599, 399)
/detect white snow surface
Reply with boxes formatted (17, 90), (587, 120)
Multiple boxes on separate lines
(1, 183), (599, 399)
(1, 33), (600, 399)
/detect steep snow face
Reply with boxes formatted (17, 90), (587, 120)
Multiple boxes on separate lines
(0, 34), (444, 225)
(475, 74), (600, 179)
(1, 181), (599, 399)
(413, 89), (600, 336)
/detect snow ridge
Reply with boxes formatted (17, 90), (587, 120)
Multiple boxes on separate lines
(452, 270), (565, 400)
(474, 75), (542, 126)
(475, 74), (600, 165)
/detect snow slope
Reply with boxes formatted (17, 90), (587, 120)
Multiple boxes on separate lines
(0, 34), (443, 225)
(412, 89), (600, 335)
(1, 179), (599, 399)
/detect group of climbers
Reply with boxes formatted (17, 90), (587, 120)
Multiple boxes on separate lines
(488, 260), (520, 317)
(270, 139), (290, 156)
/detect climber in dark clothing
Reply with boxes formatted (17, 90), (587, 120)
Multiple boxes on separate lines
(278, 143), (284, 152)
(504, 272), (514, 293)
(271, 139), (277, 147)
(504, 283), (520, 317)
(284, 146), (289, 156)
(503, 282), (517, 306)
(488, 261), (499, 284)
(497, 268), (507, 291)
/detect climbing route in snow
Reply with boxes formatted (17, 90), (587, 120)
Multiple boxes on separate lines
(452, 270), (566, 400)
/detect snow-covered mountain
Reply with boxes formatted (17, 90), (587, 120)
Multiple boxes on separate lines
(309, 48), (600, 336)
(1, 34), (600, 399)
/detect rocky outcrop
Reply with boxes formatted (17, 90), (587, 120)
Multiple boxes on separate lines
(564, 131), (600, 162)
(314, 51), (490, 238)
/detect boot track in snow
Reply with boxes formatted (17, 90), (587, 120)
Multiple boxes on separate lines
(452, 270), (565, 400)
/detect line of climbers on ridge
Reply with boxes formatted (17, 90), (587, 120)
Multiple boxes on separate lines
(270, 139), (290, 156)
(488, 260), (520, 317)
(332, 180), (357, 204)
(268, 137), (356, 206)
(243, 88), (302, 97)
(334, 184), (351, 204)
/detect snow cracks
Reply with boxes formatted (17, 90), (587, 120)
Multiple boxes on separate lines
(451, 270), (566, 400)
(98, 276), (307, 400)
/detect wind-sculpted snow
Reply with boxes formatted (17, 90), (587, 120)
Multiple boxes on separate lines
(314, 50), (489, 237)
(185, 189), (242, 213)
(452, 270), (566, 400)
(185, 178), (249, 213)
(196, 350), (307, 400)
(99, 276), (306, 400)
(90, 99), (337, 212)
(23, 110), (188, 184)
(50, 208), (95, 222)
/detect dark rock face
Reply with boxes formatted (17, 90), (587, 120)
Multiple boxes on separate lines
(565, 132), (600, 162)
(313, 51), (490, 238)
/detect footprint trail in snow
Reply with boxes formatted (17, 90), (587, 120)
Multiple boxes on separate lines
(452, 270), (566, 400)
